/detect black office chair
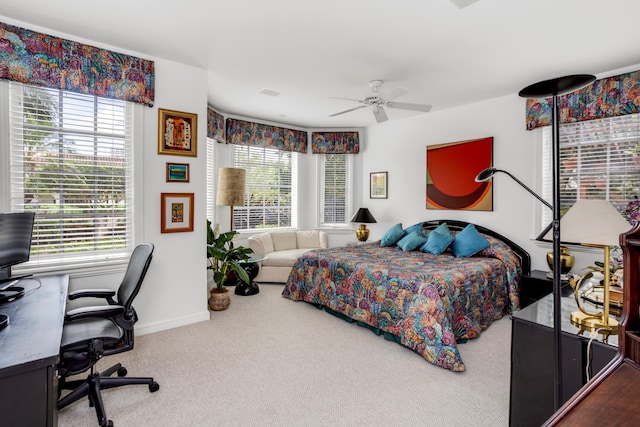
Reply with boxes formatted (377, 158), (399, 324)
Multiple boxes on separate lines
(57, 243), (159, 427)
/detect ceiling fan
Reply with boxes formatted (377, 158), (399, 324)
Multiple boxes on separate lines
(329, 80), (432, 123)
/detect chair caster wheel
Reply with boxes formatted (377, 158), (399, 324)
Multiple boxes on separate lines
(149, 381), (160, 392)
(101, 420), (113, 427)
(117, 367), (127, 377)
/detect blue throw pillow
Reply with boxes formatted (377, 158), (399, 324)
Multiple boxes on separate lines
(420, 230), (454, 255)
(397, 230), (427, 252)
(404, 222), (423, 236)
(451, 224), (490, 258)
(380, 223), (405, 247)
(432, 222), (454, 240)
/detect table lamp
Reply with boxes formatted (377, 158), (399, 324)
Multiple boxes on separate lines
(350, 208), (377, 242)
(216, 167), (246, 231)
(551, 199), (631, 338)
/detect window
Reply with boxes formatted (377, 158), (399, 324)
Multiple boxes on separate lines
(206, 137), (215, 222)
(319, 153), (352, 227)
(232, 145), (297, 230)
(6, 82), (134, 272)
(540, 114), (640, 230)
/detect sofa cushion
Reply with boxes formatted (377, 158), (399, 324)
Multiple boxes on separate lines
(296, 230), (321, 249)
(271, 231), (298, 251)
(248, 233), (274, 255)
(262, 248), (310, 267)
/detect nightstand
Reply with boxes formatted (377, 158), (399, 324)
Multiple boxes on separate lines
(519, 269), (572, 309)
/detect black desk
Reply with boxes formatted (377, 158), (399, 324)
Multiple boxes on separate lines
(509, 293), (617, 427)
(0, 274), (68, 427)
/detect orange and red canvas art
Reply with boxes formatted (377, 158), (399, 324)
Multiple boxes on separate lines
(426, 137), (493, 211)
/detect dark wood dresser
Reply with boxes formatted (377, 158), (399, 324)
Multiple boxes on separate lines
(544, 225), (640, 426)
(510, 293), (617, 426)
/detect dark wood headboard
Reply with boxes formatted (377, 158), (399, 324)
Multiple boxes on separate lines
(422, 219), (531, 276)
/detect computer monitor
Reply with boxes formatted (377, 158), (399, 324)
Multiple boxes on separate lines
(0, 211), (35, 286)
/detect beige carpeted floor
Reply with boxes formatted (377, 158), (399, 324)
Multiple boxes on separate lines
(58, 284), (512, 427)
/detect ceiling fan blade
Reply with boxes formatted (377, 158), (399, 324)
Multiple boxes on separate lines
(329, 96), (364, 103)
(373, 106), (388, 123)
(386, 101), (432, 112)
(329, 104), (368, 117)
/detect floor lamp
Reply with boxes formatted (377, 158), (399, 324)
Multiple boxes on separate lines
(216, 167), (246, 232)
(518, 74), (596, 411)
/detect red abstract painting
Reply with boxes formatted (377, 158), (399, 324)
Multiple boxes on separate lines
(426, 137), (493, 211)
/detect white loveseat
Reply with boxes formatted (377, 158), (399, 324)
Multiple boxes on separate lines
(247, 230), (329, 283)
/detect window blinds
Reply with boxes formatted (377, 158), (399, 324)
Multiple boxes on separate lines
(9, 82), (134, 271)
(541, 113), (640, 230)
(206, 138), (215, 222)
(320, 154), (350, 226)
(232, 145), (297, 230)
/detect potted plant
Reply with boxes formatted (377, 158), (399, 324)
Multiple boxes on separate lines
(206, 220), (253, 311)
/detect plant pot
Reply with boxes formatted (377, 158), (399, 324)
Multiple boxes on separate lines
(208, 287), (230, 311)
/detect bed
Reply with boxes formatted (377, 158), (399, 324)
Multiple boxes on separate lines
(282, 220), (530, 372)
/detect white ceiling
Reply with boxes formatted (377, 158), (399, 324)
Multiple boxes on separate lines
(1, 0), (639, 128)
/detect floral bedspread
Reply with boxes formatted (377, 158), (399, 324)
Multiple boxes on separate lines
(282, 236), (522, 372)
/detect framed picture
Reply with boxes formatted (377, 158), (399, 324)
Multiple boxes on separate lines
(370, 172), (388, 199)
(166, 162), (190, 182)
(161, 193), (194, 233)
(426, 136), (493, 211)
(158, 109), (198, 157)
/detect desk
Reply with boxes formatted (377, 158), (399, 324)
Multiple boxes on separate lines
(509, 293), (617, 427)
(0, 274), (68, 427)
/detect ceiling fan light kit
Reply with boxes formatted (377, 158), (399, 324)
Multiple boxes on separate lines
(329, 80), (432, 123)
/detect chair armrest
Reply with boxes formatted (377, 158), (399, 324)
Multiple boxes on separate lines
(68, 288), (116, 301)
(65, 305), (125, 322)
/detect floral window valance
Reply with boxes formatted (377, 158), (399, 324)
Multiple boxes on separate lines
(225, 118), (307, 153)
(0, 22), (155, 106)
(311, 131), (360, 154)
(207, 107), (224, 142)
(525, 70), (640, 130)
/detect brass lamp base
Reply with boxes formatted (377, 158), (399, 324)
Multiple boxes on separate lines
(546, 246), (575, 276)
(570, 310), (618, 342)
(355, 224), (370, 242)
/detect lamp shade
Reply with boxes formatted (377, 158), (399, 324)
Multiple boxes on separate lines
(216, 168), (246, 206)
(350, 208), (377, 224)
(544, 199), (631, 245)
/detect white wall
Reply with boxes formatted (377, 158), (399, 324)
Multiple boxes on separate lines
(135, 59), (210, 334)
(0, 16), (210, 335)
(362, 94), (600, 273)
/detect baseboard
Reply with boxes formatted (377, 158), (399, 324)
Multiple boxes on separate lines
(135, 310), (210, 336)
